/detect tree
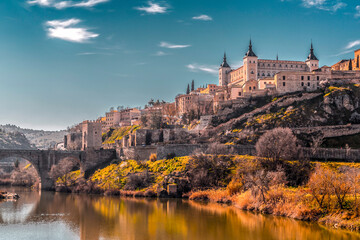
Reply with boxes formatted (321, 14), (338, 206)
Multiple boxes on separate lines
(186, 84), (190, 94)
(148, 99), (155, 107)
(255, 128), (299, 165)
(14, 159), (19, 169)
(149, 111), (163, 129)
(140, 115), (148, 127)
(49, 158), (78, 187)
(191, 80), (195, 92)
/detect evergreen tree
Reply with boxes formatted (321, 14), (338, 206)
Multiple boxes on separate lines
(186, 84), (190, 94)
(191, 80), (195, 91)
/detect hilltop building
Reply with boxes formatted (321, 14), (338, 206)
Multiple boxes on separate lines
(64, 120), (102, 151)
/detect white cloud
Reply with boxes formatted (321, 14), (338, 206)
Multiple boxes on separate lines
(187, 63), (218, 75)
(27, 0), (109, 9)
(345, 40), (360, 50)
(135, 1), (169, 14)
(355, 5), (360, 18)
(154, 51), (168, 56)
(159, 41), (191, 49)
(302, 0), (346, 12)
(45, 19), (99, 43)
(192, 14), (213, 21)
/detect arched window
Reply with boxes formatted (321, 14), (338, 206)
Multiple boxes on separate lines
(249, 86), (252, 90)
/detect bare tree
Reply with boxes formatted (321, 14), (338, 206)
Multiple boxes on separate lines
(256, 128), (299, 164)
(49, 158), (78, 187)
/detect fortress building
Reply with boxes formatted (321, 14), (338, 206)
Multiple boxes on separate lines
(219, 40), (319, 92)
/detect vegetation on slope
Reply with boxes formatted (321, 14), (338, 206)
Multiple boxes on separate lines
(102, 125), (140, 144)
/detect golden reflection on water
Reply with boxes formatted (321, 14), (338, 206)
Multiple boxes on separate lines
(1, 188), (360, 240)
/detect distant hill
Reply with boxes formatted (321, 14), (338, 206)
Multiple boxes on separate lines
(0, 130), (34, 150)
(0, 125), (67, 150)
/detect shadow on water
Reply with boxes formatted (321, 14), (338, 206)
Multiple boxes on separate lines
(0, 187), (360, 240)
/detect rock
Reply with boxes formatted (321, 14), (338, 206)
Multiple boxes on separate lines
(0, 192), (20, 200)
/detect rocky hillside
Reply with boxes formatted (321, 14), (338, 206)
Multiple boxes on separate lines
(0, 125), (67, 149)
(0, 130), (34, 149)
(207, 82), (360, 145)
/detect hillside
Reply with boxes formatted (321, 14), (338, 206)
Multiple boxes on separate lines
(0, 130), (34, 150)
(0, 125), (67, 149)
(207, 82), (360, 146)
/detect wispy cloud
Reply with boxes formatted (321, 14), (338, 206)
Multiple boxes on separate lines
(355, 5), (360, 18)
(27, 0), (109, 9)
(154, 51), (169, 56)
(302, 0), (346, 12)
(159, 41), (191, 49)
(187, 63), (218, 75)
(345, 40), (360, 50)
(135, 1), (169, 14)
(45, 19), (99, 43)
(192, 14), (213, 21)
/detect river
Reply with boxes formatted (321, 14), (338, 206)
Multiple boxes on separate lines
(0, 187), (359, 240)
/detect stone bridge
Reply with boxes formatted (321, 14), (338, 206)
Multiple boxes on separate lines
(0, 149), (116, 190)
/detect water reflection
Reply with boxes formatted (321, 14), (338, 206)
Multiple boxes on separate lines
(0, 187), (359, 240)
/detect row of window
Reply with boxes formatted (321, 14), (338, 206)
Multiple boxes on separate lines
(282, 82), (320, 87)
(258, 63), (305, 68)
(282, 76), (321, 81)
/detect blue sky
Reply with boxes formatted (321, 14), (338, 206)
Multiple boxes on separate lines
(1, 0), (360, 130)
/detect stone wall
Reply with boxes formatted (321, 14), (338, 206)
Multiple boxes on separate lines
(293, 124), (360, 138)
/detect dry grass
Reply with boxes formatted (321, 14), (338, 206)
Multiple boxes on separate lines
(189, 189), (233, 204)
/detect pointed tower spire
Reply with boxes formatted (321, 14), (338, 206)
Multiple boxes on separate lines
(307, 41), (318, 61)
(276, 53), (279, 61)
(220, 52), (230, 68)
(245, 39), (257, 57)
(349, 59), (353, 70)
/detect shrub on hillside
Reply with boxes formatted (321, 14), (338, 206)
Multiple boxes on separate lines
(187, 154), (232, 189)
(124, 170), (152, 190)
(256, 127), (299, 166)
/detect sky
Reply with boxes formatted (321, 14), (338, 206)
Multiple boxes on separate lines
(1, 0), (360, 130)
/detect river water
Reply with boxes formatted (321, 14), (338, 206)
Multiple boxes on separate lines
(0, 187), (360, 240)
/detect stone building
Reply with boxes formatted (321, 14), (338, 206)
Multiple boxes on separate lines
(175, 90), (214, 116)
(331, 49), (360, 71)
(64, 120), (102, 151)
(81, 120), (102, 150)
(218, 40), (319, 99)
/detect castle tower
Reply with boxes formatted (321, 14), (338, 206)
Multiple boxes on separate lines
(305, 42), (319, 72)
(243, 39), (258, 82)
(219, 52), (231, 86)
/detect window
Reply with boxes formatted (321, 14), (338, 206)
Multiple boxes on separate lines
(285, 64), (288, 67)
(307, 76), (310, 80)
(264, 82), (267, 84)
(267, 73), (270, 76)
(317, 76), (320, 80)
(279, 64), (282, 67)
(251, 71), (254, 74)
(262, 73), (265, 76)
(301, 82), (304, 86)
(296, 65), (298, 68)
(283, 82), (286, 86)
(249, 87), (252, 90)
(268, 64), (270, 67)
(307, 82), (310, 87)
(238, 92), (241, 96)
(291, 65), (293, 67)
(273, 64), (275, 67)
(253, 86), (256, 90)
(282, 76), (286, 80)
(301, 76), (304, 80)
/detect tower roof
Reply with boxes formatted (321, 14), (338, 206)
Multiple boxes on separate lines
(220, 52), (230, 68)
(307, 42), (318, 61)
(245, 39), (257, 57)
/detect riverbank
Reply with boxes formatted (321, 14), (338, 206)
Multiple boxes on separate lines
(55, 154), (360, 232)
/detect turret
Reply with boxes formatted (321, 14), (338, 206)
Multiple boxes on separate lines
(243, 39), (258, 82)
(219, 52), (231, 86)
(305, 42), (319, 72)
